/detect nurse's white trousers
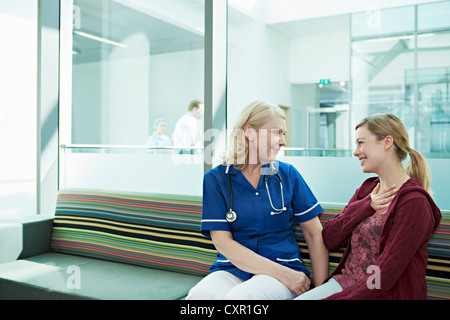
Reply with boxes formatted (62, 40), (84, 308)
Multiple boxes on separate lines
(186, 270), (297, 300)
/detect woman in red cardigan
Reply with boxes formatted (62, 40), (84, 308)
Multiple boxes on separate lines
(296, 114), (441, 300)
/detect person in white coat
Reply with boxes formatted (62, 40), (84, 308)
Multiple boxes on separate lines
(172, 99), (204, 154)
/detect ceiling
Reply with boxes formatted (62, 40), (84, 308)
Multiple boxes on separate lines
(268, 13), (349, 38)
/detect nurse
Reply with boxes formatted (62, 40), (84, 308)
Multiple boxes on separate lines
(186, 100), (328, 300)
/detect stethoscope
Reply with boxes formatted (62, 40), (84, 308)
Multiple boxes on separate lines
(225, 168), (286, 223)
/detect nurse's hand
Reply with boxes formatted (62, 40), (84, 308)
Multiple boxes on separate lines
(211, 230), (311, 295)
(281, 268), (310, 296)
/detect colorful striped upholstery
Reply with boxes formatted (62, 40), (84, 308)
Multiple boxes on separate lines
(51, 189), (216, 277)
(51, 189), (450, 299)
(295, 203), (450, 300)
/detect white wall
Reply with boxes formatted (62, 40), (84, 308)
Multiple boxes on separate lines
(61, 153), (203, 196)
(0, 2), (37, 218)
(227, 4), (291, 127)
(278, 156), (371, 204)
(279, 155), (450, 209)
(289, 31), (349, 84)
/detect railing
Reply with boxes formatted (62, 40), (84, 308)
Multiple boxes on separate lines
(60, 144), (450, 159)
(60, 144), (353, 157)
(280, 148), (353, 157)
(60, 144), (203, 154)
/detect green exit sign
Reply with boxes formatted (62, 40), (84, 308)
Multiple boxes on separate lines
(319, 79), (330, 85)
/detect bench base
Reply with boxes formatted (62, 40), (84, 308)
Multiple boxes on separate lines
(0, 252), (202, 300)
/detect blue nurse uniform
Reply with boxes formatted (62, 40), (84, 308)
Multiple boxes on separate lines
(201, 160), (322, 280)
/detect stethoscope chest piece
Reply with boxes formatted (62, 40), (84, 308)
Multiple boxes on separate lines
(226, 210), (237, 223)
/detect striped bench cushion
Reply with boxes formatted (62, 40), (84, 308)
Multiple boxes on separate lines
(51, 190), (450, 299)
(295, 203), (450, 300)
(50, 189), (216, 277)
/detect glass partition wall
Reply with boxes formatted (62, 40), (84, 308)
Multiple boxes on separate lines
(68, 0), (204, 146)
(59, 0), (205, 195)
(416, 32), (450, 155)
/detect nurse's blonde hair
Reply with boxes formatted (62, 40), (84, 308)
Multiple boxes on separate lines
(224, 100), (285, 171)
(356, 113), (432, 195)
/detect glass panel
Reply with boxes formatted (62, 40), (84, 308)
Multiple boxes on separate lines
(418, 0), (450, 31)
(307, 82), (350, 151)
(62, 0), (205, 192)
(69, 0), (204, 146)
(416, 31), (450, 156)
(351, 5), (415, 39)
(351, 34), (416, 145)
(0, 1), (37, 219)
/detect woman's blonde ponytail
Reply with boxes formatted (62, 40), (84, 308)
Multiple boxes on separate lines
(405, 148), (432, 195)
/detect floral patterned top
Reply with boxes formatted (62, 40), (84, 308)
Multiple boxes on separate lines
(333, 207), (389, 289)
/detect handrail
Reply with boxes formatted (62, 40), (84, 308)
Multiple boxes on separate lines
(60, 144), (353, 157)
(60, 144), (203, 151)
(281, 147), (353, 157)
(282, 147), (352, 152)
(60, 144), (351, 151)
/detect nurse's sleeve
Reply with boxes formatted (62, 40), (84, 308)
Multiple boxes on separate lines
(200, 171), (230, 238)
(290, 166), (323, 223)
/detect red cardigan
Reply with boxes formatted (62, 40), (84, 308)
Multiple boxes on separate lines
(322, 177), (441, 300)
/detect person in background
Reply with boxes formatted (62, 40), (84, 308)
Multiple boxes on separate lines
(147, 118), (172, 152)
(295, 113), (441, 300)
(172, 99), (204, 154)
